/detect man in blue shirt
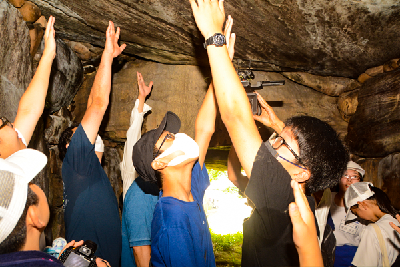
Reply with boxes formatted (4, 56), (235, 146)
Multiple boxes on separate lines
(131, 19), (235, 267)
(58, 21), (126, 267)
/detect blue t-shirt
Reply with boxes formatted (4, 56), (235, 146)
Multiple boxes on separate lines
(62, 124), (121, 267)
(151, 162), (216, 267)
(121, 180), (159, 267)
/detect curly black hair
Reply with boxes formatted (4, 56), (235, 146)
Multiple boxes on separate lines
(285, 116), (349, 195)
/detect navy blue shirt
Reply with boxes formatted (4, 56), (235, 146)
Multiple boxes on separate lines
(62, 124), (121, 267)
(151, 162), (215, 267)
(0, 251), (63, 266)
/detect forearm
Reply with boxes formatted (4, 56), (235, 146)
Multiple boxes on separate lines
(89, 52), (113, 109)
(195, 82), (217, 166)
(14, 53), (54, 142)
(137, 94), (146, 113)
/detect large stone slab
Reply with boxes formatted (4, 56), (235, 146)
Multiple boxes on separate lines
(31, 0), (400, 78)
(347, 68), (400, 157)
(71, 60), (347, 145)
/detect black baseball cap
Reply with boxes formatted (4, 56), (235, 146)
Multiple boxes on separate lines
(132, 111), (181, 184)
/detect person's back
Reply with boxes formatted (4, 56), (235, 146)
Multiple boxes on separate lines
(58, 21), (126, 267)
(62, 124), (121, 265)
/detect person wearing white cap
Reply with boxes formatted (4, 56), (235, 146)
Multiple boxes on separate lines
(0, 149), (109, 266)
(0, 16), (56, 160)
(345, 182), (400, 266)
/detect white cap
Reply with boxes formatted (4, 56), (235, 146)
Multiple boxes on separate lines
(344, 182), (374, 222)
(0, 149), (47, 243)
(347, 161), (365, 177)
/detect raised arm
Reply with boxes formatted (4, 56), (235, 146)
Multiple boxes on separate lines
(190, 0), (262, 178)
(14, 16), (56, 144)
(81, 21), (126, 144)
(289, 180), (323, 267)
(227, 146), (248, 192)
(195, 15), (235, 168)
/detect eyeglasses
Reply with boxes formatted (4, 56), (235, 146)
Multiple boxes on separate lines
(269, 133), (307, 170)
(153, 133), (175, 159)
(269, 132), (303, 165)
(0, 117), (12, 130)
(342, 175), (360, 181)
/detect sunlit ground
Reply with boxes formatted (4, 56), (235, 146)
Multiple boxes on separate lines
(204, 169), (252, 235)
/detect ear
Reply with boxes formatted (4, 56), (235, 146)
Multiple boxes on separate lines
(293, 168), (311, 183)
(151, 159), (168, 171)
(26, 206), (46, 230)
(151, 151), (185, 170)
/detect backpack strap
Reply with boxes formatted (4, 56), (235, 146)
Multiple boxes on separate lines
(372, 223), (390, 267)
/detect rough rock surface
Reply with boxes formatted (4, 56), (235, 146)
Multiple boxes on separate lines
(378, 153), (400, 210)
(0, 1), (32, 120)
(281, 72), (356, 96)
(71, 60), (348, 144)
(35, 38), (84, 114)
(31, 0), (400, 78)
(347, 68), (400, 157)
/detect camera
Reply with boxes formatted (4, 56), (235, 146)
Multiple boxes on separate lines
(237, 69), (285, 115)
(59, 240), (97, 267)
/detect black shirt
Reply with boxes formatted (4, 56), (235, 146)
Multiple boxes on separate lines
(242, 142), (316, 266)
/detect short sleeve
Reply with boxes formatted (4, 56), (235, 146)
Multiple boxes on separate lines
(352, 226), (380, 266)
(190, 162), (209, 204)
(153, 228), (197, 267)
(63, 124), (96, 175)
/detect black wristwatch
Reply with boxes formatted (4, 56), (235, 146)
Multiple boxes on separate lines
(203, 33), (226, 49)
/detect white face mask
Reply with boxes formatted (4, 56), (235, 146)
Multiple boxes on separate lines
(155, 133), (199, 166)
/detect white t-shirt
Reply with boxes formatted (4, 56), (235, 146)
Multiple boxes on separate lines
(330, 192), (365, 246)
(352, 214), (400, 266)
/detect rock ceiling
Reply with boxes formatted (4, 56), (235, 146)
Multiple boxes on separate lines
(32, 0), (400, 78)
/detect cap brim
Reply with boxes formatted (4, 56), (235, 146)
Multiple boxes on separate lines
(132, 111), (181, 184)
(2, 149), (47, 183)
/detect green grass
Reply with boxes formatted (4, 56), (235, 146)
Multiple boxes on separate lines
(210, 230), (243, 267)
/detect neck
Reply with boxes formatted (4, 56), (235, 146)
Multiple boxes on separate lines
(21, 228), (41, 251)
(335, 191), (345, 207)
(371, 207), (387, 222)
(162, 162), (195, 202)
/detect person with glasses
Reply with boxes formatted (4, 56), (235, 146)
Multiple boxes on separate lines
(0, 16), (56, 160)
(328, 161), (367, 267)
(189, 2), (349, 266)
(57, 21), (126, 267)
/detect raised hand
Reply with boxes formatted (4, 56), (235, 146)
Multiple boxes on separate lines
(189, 0), (225, 39)
(253, 92), (284, 133)
(137, 72), (153, 98)
(389, 214), (400, 234)
(289, 180), (323, 267)
(104, 21), (126, 58)
(43, 15), (56, 60)
(224, 15), (236, 61)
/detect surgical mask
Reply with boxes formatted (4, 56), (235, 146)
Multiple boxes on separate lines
(155, 133), (199, 166)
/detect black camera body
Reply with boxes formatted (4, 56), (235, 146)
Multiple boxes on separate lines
(59, 240), (97, 267)
(237, 69), (285, 115)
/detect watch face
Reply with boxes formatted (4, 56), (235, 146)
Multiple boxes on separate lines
(213, 34), (226, 46)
